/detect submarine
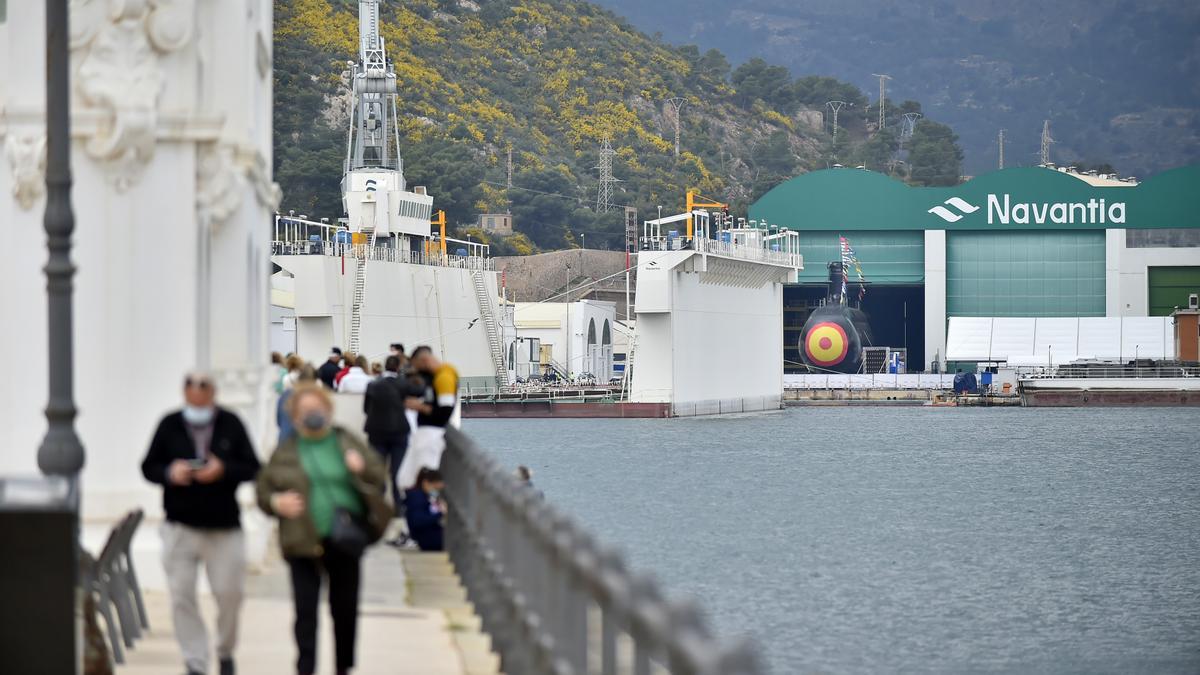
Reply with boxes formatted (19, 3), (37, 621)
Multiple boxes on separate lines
(798, 261), (874, 374)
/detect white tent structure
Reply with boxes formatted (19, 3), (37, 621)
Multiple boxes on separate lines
(946, 317), (1176, 365)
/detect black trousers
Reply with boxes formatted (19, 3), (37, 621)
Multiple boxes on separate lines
(370, 437), (408, 513)
(286, 544), (362, 674)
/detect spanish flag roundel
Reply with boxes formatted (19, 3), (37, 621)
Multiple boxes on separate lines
(804, 321), (849, 367)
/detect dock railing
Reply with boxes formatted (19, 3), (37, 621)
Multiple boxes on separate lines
(440, 427), (762, 675)
(271, 215), (495, 271)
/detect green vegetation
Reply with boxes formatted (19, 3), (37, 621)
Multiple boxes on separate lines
(592, 0), (1200, 178)
(274, 0), (963, 252)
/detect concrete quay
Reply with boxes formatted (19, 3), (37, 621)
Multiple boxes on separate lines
(113, 545), (499, 675)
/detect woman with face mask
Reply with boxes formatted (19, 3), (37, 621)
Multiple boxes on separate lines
(256, 384), (391, 675)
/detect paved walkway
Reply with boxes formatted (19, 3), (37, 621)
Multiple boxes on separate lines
(115, 545), (499, 675)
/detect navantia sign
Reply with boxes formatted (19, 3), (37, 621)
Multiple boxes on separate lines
(927, 194), (1126, 225)
(750, 164), (1200, 231)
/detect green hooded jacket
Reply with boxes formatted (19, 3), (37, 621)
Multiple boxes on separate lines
(257, 426), (392, 558)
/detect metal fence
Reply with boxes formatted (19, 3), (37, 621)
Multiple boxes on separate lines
(440, 428), (762, 675)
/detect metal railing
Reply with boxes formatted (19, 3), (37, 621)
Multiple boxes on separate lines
(441, 428), (762, 675)
(271, 238), (495, 271)
(1022, 363), (1200, 379)
(272, 215), (495, 271)
(694, 237), (803, 269)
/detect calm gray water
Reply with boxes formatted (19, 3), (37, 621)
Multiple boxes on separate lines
(463, 407), (1200, 674)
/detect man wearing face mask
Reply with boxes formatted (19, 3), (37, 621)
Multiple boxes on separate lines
(141, 372), (262, 675)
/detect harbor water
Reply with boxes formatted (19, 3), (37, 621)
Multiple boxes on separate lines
(463, 407), (1200, 674)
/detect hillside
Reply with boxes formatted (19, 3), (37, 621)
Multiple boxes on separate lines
(592, 0), (1200, 178)
(274, 0), (963, 252)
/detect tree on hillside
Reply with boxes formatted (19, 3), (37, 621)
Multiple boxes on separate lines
(732, 58), (794, 109)
(402, 139), (486, 227)
(509, 168), (580, 249)
(792, 76), (867, 109)
(694, 48), (732, 87)
(908, 120), (964, 186)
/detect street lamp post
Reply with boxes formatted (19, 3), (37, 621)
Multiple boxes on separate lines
(39, 0), (85, 482)
(2, 3), (90, 671)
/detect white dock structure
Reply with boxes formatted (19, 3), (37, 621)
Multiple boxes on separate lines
(270, 218), (505, 388)
(630, 211), (802, 415)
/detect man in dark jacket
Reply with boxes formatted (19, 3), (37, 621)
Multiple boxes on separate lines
(317, 347), (343, 389)
(141, 372), (261, 675)
(363, 355), (410, 511)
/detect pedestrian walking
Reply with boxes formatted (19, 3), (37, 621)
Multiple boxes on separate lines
(257, 384), (391, 675)
(317, 348), (343, 389)
(337, 355), (373, 394)
(278, 364), (317, 444)
(396, 346), (460, 488)
(333, 352), (358, 389)
(140, 372), (261, 675)
(363, 355), (411, 511)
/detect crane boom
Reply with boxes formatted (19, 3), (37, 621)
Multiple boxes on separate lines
(359, 0), (385, 75)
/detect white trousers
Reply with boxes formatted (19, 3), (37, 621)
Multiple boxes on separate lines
(160, 522), (246, 673)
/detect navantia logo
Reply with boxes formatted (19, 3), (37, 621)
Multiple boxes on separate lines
(927, 197), (980, 223)
(928, 194), (1127, 225)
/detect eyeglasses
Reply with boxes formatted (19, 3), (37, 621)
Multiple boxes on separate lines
(185, 377), (213, 390)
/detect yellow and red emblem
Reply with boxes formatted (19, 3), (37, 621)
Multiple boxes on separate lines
(804, 321), (849, 367)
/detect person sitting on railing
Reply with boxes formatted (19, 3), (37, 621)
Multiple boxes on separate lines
(404, 468), (446, 551)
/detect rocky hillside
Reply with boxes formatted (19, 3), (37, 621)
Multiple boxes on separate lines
(593, 0), (1200, 177)
(274, 0), (963, 252)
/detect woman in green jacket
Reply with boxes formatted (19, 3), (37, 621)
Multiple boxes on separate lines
(257, 384), (391, 675)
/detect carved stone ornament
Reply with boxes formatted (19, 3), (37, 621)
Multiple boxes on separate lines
(246, 151), (283, 211)
(70, 0), (195, 191)
(4, 134), (48, 210)
(196, 143), (245, 226)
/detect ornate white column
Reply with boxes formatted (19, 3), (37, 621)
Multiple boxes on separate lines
(0, 0), (279, 519)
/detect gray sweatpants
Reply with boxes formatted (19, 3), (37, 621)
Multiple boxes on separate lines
(161, 521), (246, 674)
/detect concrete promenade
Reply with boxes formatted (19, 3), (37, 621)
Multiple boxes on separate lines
(113, 544), (499, 675)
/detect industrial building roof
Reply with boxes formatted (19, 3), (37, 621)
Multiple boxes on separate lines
(749, 164), (1200, 232)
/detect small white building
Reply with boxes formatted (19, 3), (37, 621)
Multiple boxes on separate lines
(510, 300), (617, 380)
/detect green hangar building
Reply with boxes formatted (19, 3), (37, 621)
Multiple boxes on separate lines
(749, 164), (1200, 372)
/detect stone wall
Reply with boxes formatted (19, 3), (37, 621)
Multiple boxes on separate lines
(495, 249), (637, 305)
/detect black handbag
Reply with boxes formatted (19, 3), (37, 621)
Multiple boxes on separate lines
(327, 506), (369, 557)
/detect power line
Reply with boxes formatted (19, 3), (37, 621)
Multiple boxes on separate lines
(825, 100), (851, 150)
(665, 97), (686, 157)
(481, 180), (636, 211)
(595, 137), (619, 212)
(871, 73), (892, 129)
(900, 112), (922, 147)
(1040, 119), (1054, 165)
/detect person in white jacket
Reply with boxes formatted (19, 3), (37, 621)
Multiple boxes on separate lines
(337, 355), (374, 394)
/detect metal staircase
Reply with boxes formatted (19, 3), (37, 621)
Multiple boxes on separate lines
(471, 268), (509, 388)
(348, 231), (375, 354)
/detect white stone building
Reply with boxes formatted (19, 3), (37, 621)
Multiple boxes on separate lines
(0, 1), (279, 520)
